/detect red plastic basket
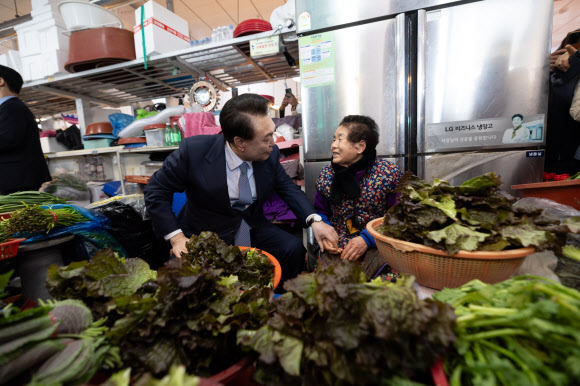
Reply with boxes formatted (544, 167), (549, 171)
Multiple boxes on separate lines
(0, 238), (26, 260)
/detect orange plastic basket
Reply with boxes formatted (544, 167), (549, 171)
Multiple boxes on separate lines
(0, 238), (26, 260)
(366, 218), (534, 290)
(238, 246), (282, 290)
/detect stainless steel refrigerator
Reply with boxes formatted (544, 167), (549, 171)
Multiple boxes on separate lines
(296, 0), (552, 199)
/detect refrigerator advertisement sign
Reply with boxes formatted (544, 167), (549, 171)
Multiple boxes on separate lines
(299, 32), (335, 88)
(425, 114), (545, 151)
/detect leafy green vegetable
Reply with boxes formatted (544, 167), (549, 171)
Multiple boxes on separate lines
(434, 276), (580, 385)
(109, 256), (271, 378)
(380, 172), (572, 254)
(0, 204), (88, 236)
(46, 248), (157, 324)
(183, 231), (274, 289)
(238, 262), (456, 385)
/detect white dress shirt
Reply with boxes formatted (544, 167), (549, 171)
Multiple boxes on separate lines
(164, 142), (257, 240)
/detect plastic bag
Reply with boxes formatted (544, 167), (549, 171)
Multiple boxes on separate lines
(62, 229), (128, 264)
(513, 197), (580, 220)
(42, 174), (89, 201)
(514, 197), (580, 289)
(118, 105), (185, 138)
(108, 113), (135, 137)
(87, 194), (148, 220)
(93, 200), (167, 268)
(20, 204), (110, 245)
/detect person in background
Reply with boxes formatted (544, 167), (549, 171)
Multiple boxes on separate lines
(312, 115), (402, 280)
(144, 93), (339, 290)
(279, 92), (299, 118)
(0, 65), (51, 195)
(546, 31), (580, 175)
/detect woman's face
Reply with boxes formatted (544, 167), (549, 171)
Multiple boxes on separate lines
(331, 126), (365, 167)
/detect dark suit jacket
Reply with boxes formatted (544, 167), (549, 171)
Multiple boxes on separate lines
(0, 97), (51, 193)
(144, 135), (315, 243)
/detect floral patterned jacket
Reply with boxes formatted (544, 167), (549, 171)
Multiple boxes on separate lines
(314, 158), (402, 249)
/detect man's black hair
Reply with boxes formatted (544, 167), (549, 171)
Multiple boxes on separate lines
(339, 115), (380, 154)
(220, 94), (270, 143)
(512, 114), (523, 120)
(0, 65), (23, 95)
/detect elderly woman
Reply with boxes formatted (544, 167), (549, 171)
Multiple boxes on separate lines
(313, 115), (402, 280)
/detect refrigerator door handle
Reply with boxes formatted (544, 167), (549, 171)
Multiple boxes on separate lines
(417, 9), (427, 154)
(395, 13), (407, 156)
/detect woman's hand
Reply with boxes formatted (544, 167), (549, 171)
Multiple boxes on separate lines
(341, 236), (368, 261)
(551, 48), (567, 72)
(556, 45), (578, 72)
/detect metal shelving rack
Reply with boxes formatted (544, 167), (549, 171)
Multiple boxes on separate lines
(20, 28), (300, 117)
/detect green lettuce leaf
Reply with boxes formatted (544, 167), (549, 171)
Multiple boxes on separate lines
(427, 223), (491, 253)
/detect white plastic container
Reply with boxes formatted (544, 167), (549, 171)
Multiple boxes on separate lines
(144, 128), (166, 147)
(133, 0), (190, 59)
(58, 1), (125, 31)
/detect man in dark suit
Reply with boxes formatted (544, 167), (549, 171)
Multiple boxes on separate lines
(0, 65), (51, 195)
(144, 93), (338, 287)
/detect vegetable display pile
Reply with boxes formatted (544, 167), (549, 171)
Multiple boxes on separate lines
(108, 256), (271, 378)
(0, 299), (120, 385)
(380, 172), (573, 254)
(433, 276), (580, 385)
(183, 231), (275, 289)
(46, 248), (158, 325)
(0, 204), (88, 236)
(238, 262), (457, 386)
(47, 246), (272, 379)
(0, 191), (66, 214)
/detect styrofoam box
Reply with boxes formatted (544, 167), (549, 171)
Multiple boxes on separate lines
(133, 0), (189, 59)
(40, 137), (69, 153)
(0, 50), (22, 74)
(15, 17), (68, 58)
(20, 49), (69, 81)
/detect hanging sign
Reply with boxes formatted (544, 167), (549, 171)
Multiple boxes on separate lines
(250, 35), (280, 58)
(299, 31), (335, 88)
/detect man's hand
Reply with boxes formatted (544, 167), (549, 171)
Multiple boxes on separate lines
(341, 236), (368, 261)
(170, 232), (188, 258)
(311, 221), (339, 253)
(551, 48), (567, 72)
(281, 93), (298, 110)
(322, 239), (343, 254)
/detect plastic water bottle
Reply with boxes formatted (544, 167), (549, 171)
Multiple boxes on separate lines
(228, 25), (234, 39)
(205, 37), (210, 45)
(165, 123), (172, 146)
(212, 28), (218, 43)
(173, 123), (182, 144)
(194, 39), (200, 46)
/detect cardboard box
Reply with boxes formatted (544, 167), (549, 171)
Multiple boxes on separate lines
(133, 0), (190, 59)
(40, 137), (69, 153)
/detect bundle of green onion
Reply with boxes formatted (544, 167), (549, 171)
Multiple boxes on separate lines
(0, 205), (88, 236)
(0, 191), (67, 213)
